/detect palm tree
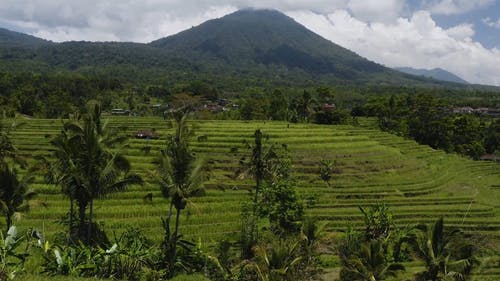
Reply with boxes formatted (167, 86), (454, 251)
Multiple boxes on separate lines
(411, 218), (479, 281)
(250, 129), (265, 222)
(341, 239), (404, 281)
(238, 130), (291, 235)
(155, 108), (204, 276)
(48, 120), (85, 239)
(235, 130), (292, 259)
(0, 163), (36, 232)
(51, 103), (141, 243)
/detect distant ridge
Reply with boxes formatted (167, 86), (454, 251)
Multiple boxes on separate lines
(395, 67), (468, 84)
(0, 27), (52, 47)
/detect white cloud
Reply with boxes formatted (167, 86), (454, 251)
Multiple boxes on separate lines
(445, 23), (474, 40)
(347, 0), (405, 22)
(288, 9), (500, 86)
(0, 0), (406, 42)
(425, 0), (494, 15)
(482, 17), (500, 29)
(0, 0), (240, 42)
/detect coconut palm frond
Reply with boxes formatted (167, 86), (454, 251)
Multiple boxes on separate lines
(0, 162), (37, 230)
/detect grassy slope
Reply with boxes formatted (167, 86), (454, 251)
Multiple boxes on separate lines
(7, 117), (500, 280)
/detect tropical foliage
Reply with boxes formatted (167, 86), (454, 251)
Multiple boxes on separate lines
(50, 102), (141, 244)
(155, 108), (205, 277)
(341, 239), (404, 281)
(410, 218), (480, 281)
(0, 226), (35, 280)
(0, 164), (35, 232)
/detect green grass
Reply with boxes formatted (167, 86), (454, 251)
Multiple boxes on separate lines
(3, 116), (500, 280)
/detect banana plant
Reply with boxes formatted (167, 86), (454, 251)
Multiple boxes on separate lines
(0, 226), (33, 280)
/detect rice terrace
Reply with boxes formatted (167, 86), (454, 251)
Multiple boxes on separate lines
(3, 116), (499, 280)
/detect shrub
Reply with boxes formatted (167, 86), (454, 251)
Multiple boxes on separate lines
(313, 109), (350, 125)
(42, 227), (160, 280)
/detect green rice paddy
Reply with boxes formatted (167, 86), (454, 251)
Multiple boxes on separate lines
(7, 116), (500, 280)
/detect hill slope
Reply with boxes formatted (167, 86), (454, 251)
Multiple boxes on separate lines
(395, 67), (469, 84)
(0, 9), (477, 88)
(0, 27), (52, 47)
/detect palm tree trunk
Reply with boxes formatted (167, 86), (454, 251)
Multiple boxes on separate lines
(253, 176), (261, 240)
(164, 201), (173, 243)
(162, 201), (175, 277)
(252, 129), (263, 240)
(68, 198), (74, 243)
(166, 207), (181, 277)
(78, 201), (86, 223)
(88, 199), (93, 244)
(69, 199), (73, 227)
(167, 201), (173, 226)
(173, 208), (181, 245)
(78, 201), (86, 236)
(172, 208), (181, 267)
(6, 211), (12, 233)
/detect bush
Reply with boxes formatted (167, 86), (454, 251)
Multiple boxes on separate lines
(42, 228), (160, 280)
(259, 181), (304, 235)
(313, 109), (350, 125)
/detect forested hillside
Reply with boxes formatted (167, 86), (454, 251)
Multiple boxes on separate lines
(0, 10), (488, 89)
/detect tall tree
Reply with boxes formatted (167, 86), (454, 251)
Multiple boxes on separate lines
(237, 129), (292, 260)
(269, 89), (289, 121)
(48, 114), (84, 239)
(239, 130), (291, 238)
(298, 90), (314, 122)
(51, 103), (141, 244)
(155, 108), (205, 277)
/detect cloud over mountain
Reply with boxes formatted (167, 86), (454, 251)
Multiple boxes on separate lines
(289, 9), (500, 86)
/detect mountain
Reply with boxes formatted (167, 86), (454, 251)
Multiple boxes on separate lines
(395, 67), (468, 84)
(0, 9), (477, 88)
(0, 27), (52, 47)
(151, 9), (386, 77)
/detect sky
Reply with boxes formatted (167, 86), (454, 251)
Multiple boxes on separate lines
(1, 0), (500, 86)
